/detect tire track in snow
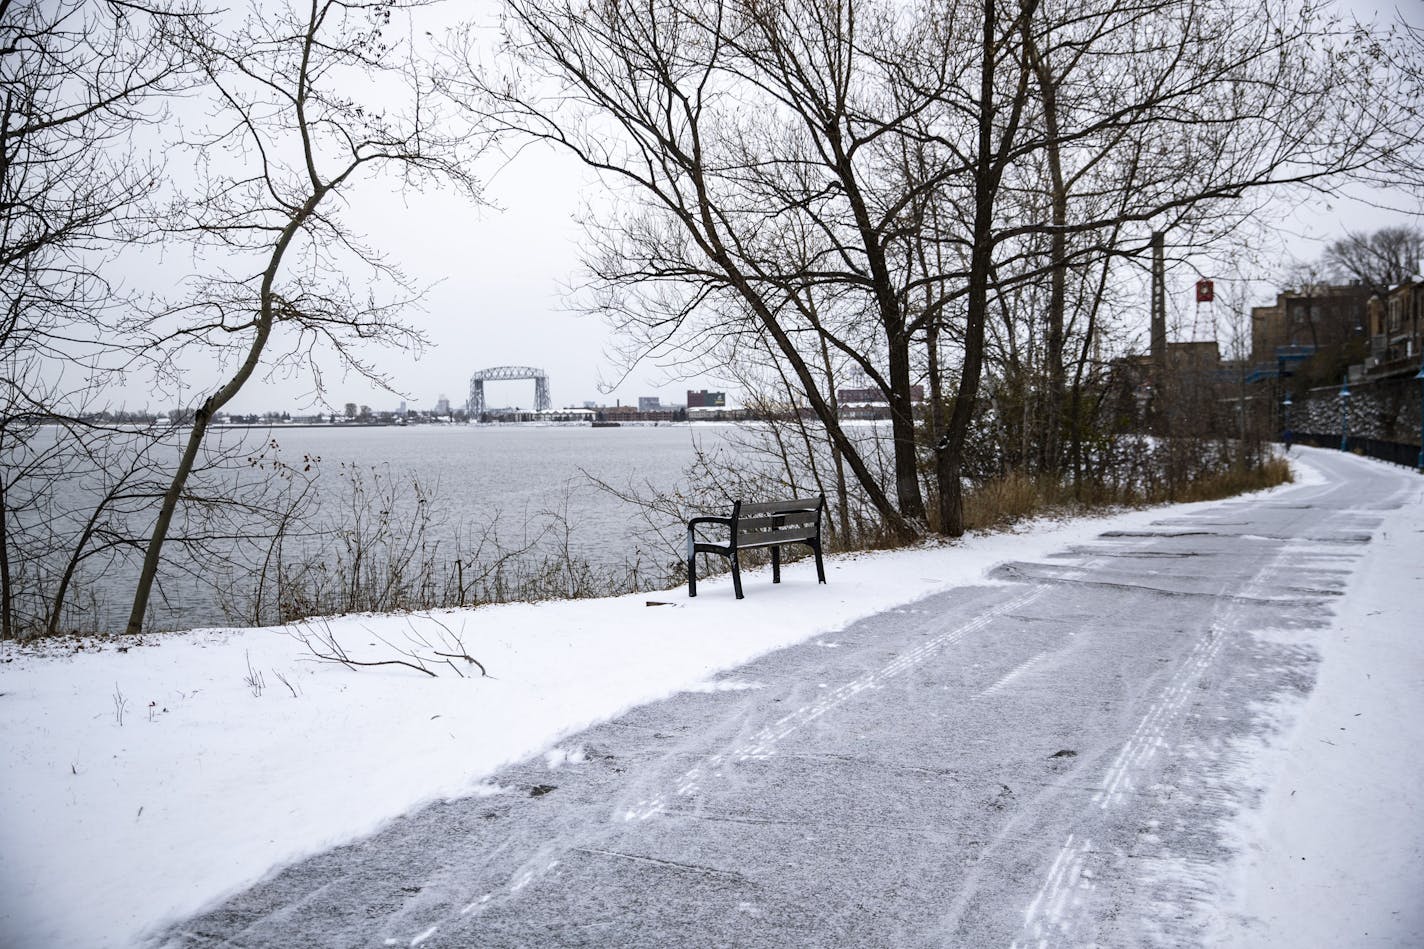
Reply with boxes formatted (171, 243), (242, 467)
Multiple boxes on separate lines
(622, 587), (1044, 824)
(395, 586), (1047, 946)
(1012, 536), (1304, 948)
(978, 651), (1052, 698)
(1010, 834), (1097, 949)
(1092, 617), (1229, 811)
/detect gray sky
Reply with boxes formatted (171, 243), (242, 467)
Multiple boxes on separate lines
(192, 134), (727, 417)
(120, 0), (1423, 416)
(106, 0), (729, 418)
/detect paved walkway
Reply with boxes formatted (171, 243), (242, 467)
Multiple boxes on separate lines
(159, 451), (1415, 948)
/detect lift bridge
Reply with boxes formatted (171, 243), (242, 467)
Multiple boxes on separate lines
(467, 366), (551, 416)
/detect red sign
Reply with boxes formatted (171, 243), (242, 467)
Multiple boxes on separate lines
(1195, 280), (1214, 303)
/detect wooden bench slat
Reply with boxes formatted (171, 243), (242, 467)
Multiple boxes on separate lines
(736, 527), (818, 546)
(736, 512), (817, 532)
(739, 497), (822, 516)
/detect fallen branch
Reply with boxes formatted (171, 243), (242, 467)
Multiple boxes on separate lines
(288, 616), (488, 679)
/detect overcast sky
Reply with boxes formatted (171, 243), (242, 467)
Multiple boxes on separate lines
(121, 0), (1422, 417)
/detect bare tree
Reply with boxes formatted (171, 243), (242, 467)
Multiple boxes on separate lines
(0, 0), (188, 378)
(0, 0), (197, 638)
(448, 0), (1398, 540)
(447, 0), (998, 536)
(1363, 15), (1424, 203)
(1323, 227), (1424, 298)
(124, 0), (487, 634)
(996, 0), (1396, 466)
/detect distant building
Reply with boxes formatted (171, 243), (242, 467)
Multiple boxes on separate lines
(1365, 273), (1424, 379)
(1165, 341), (1221, 374)
(836, 385), (925, 404)
(1250, 283), (1370, 365)
(638, 396), (661, 412)
(687, 389), (727, 408)
(1120, 341), (1227, 380)
(435, 395), (451, 415)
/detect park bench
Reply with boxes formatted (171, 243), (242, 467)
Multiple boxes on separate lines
(685, 495), (826, 599)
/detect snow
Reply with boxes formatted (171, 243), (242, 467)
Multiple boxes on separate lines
(1205, 458), (1424, 947)
(1, 458), (1420, 948)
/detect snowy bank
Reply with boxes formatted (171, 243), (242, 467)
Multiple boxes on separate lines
(1205, 453), (1424, 947)
(0, 451), (1416, 947)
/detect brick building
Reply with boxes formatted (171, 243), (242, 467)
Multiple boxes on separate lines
(1365, 274), (1424, 379)
(686, 389), (727, 408)
(835, 385), (926, 404)
(1249, 283), (1370, 364)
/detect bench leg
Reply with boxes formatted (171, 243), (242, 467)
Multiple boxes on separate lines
(687, 531), (697, 597)
(812, 539), (826, 584)
(731, 550), (744, 599)
(771, 545), (781, 583)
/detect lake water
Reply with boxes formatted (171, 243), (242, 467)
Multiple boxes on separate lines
(23, 420), (888, 633)
(265, 421), (723, 564)
(52, 423), (739, 632)
(271, 421), (712, 528)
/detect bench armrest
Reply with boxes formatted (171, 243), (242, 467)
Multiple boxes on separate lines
(686, 515), (734, 532)
(686, 515), (734, 563)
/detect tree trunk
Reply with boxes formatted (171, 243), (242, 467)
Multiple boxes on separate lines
(1066, 232), (1115, 495)
(1026, 16), (1067, 476)
(885, 331), (927, 524)
(818, 335), (852, 544)
(126, 193), (322, 634)
(48, 496), (110, 636)
(689, 203), (914, 538)
(749, 305), (911, 538)
(125, 406), (215, 634)
(938, 0), (1037, 533)
(825, 127), (927, 524)
(1042, 112), (1067, 475)
(926, 303), (954, 533)
(0, 479), (12, 640)
(939, 0), (1013, 536)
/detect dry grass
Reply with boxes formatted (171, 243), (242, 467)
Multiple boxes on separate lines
(1150, 454), (1294, 504)
(962, 472), (1073, 531)
(958, 454), (1293, 533)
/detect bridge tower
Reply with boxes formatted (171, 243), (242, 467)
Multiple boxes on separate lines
(467, 366), (552, 417)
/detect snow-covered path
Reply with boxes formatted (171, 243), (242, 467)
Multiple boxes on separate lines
(133, 449), (1422, 948)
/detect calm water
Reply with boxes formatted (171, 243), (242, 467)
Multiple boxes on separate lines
(269, 422), (717, 554)
(60, 423), (729, 631)
(26, 420), (885, 632)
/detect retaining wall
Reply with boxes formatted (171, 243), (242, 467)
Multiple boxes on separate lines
(1292, 375), (1423, 446)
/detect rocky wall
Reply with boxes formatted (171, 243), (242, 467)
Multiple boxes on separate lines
(1292, 375), (1424, 445)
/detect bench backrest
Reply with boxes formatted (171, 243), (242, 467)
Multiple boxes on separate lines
(733, 496), (823, 547)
